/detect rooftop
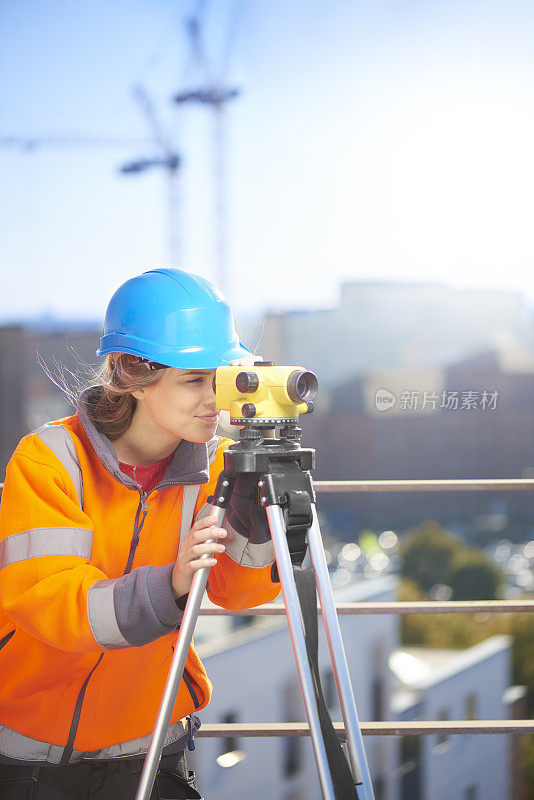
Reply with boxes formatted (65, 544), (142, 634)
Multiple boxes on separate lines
(390, 634), (512, 692)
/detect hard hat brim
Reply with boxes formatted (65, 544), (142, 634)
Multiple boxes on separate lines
(97, 333), (252, 369)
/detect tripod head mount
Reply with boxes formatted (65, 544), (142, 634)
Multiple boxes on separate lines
(215, 361), (318, 429)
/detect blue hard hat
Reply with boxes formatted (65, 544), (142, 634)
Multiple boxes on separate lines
(97, 268), (251, 369)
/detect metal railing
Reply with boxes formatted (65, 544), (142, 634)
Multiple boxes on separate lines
(314, 478), (534, 493)
(195, 720), (534, 738)
(198, 600), (534, 616)
(197, 478), (534, 739)
(1, 477), (532, 738)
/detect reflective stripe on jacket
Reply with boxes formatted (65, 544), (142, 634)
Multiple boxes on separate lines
(0, 387), (279, 764)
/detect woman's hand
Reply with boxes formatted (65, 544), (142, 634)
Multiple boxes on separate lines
(171, 516), (232, 599)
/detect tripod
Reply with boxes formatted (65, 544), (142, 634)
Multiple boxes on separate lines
(135, 425), (375, 800)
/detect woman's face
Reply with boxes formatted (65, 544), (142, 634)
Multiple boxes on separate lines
(134, 367), (219, 444)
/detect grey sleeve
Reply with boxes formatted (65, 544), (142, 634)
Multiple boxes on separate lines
(113, 564), (184, 647)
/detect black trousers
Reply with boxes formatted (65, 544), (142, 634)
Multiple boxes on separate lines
(0, 751), (202, 800)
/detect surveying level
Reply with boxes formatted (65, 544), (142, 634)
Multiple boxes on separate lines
(215, 362), (318, 424)
(135, 364), (375, 800)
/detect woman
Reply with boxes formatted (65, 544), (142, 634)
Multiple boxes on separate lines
(0, 268), (280, 799)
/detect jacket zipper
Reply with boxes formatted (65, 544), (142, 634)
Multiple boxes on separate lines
(0, 630), (15, 651)
(182, 670), (200, 709)
(171, 645), (200, 710)
(61, 489), (150, 762)
(123, 491), (149, 574)
(60, 653), (104, 765)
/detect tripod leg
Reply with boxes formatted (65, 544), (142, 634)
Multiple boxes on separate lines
(307, 506), (375, 800)
(265, 504), (337, 800)
(134, 503), (227, 800)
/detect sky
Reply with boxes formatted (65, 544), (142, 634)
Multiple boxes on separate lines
(1, 0), (534, 325)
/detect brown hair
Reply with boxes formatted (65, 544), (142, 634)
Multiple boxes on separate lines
(38, 350), (164, 440)
(84, 354), (164, 440)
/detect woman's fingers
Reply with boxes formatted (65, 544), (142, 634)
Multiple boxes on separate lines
(191, 540), (226, 557)
(182, 518), (231, 564)
(188, 558), (218, 570)
(190, 516), (234, 542)
(173, 516), (231, 596)
(191, 515), (224, 533)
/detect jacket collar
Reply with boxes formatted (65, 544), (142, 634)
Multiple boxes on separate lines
(77, 387), (210, 491)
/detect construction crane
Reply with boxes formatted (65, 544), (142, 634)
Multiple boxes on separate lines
(1, 1), (243, 285)
(0, 136), (149, 151)
(120, 85), (183, 266)
(173, 0), (243, 296)
(0, 112), (183, 265)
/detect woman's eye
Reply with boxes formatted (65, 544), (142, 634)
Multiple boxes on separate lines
(187, 378), (203, 383)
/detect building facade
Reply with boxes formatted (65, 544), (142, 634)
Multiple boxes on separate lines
(302, 348), (534, 537)
(261, 282), (534, 389)
(391, 636), (514, 800)
(0, 323), (100, 476)
(187, 589), (517, 800)
(186, 582), (517, 800)
(189, 577), (399, 800)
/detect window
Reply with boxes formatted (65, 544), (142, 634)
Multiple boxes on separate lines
(400, 735), (421, 800)
(374, 775), (386, 800)
(372, 641), (386, 722)
(464, 693), (477, 720)
(435, 709), (450, 749)
(282, 681), (303, 779)
(284, 736), (302, 779)
(400, 735), (420, 773)
(372, 677), (385, 721)
(216, 712), (245, 769)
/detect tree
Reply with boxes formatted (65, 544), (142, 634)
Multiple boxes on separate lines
(399, 520), (463, 593)
(399, 519), (504, 600)
(398, 578), (498, 648)
(449, 548), (502, 600)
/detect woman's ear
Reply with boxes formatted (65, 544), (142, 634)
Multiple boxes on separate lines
(131, 388), (145, 401)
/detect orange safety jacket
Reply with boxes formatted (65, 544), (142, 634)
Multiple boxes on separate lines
(0, 387), (280, 765)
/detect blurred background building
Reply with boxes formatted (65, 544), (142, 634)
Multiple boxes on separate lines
(261, 282), (534, 389)
(391, 634), (515, 800)
(188, 578), (522, 800)
(0, 322), (99, 472)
